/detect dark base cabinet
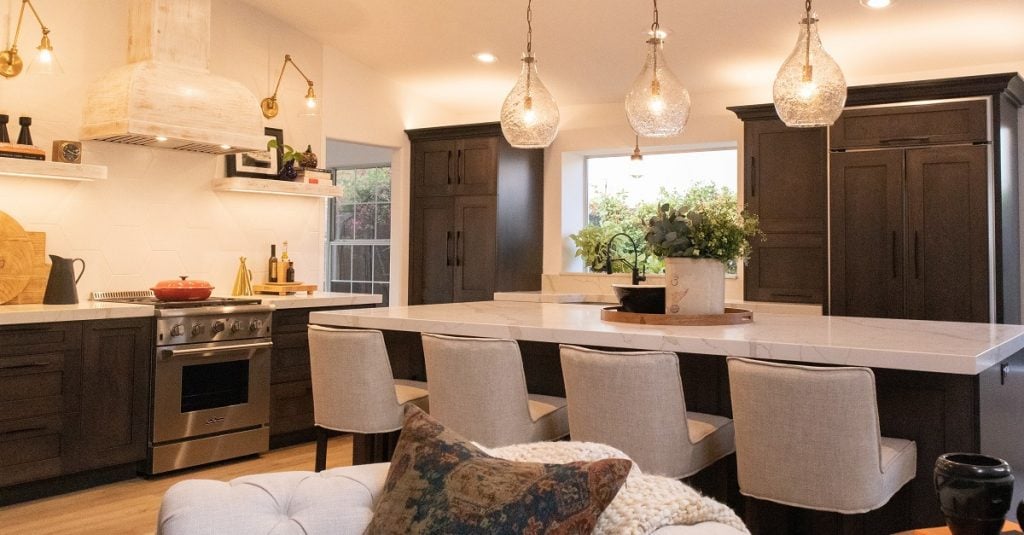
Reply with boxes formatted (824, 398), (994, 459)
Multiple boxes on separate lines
(0, 317), (151, 506)
(269, 305), (377, 449)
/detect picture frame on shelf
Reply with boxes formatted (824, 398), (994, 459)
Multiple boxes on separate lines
(226, 127), (284, 179)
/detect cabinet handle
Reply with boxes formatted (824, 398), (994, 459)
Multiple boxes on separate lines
(750, 156), (757, 197)
(770, 292), (813, 300)
(880, 136), (932, 145)
(455, 231), (462, 266)
(0, 361), (50, 370)
(891, 231), (897, 278)
(446, 151), (452, 185)
(914, 231), (920, 279)
(1, 426), (47, 437)
(456, 150), (463, 184)
(446, 231), (453, 266)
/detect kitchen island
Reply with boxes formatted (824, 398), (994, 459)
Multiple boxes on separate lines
(311, 301), (1024, 533)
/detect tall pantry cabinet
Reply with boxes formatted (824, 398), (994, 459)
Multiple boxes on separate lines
(406, 123), (544, 305)
(731, 73), (1023, 323)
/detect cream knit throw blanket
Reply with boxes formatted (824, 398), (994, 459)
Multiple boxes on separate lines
(484, 441), (750, 535)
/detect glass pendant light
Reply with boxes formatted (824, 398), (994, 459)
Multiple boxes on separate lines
(625, 0), (690, 138)
(500, 0), (559, 149)
(773, 0), (847, 127)
(628, 134), (645, 179)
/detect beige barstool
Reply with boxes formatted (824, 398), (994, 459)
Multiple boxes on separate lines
(727, 357), (916, 514)
(559, 345), (735, 478)
(307, 325), (428, 471)
(420, 333), (569, 448)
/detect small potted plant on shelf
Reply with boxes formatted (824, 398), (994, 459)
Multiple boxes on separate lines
(267, 139), (303, 180)
(644, 184), (761, 315)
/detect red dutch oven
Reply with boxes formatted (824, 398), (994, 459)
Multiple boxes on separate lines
(151, 276), (215, 301)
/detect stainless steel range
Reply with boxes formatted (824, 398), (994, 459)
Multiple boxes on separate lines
(92, 291), (273, 474)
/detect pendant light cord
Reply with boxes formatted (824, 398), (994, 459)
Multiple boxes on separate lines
(804, 0), (812, 70)
(650, 0), (660, 85)
(526, 0), (533, 55)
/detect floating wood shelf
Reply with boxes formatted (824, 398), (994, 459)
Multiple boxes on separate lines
(213, 177), (343, 198)
(0, 158), (108, 182)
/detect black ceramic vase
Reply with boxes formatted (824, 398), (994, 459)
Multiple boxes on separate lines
(934, 453), (1014, 535)
(279, 160), (297, 181)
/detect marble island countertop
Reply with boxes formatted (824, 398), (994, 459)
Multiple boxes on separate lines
(492, 290), (823, 315)
(309, 301), (1024, 375)
(256, 291), (381, 309)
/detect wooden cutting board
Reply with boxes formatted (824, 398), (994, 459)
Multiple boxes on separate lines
(0, 211), (34, 304)
(9, 232), (51, 305)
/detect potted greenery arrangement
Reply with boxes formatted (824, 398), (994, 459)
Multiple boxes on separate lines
(268, 139), (303, 180)
(644, 184), (760, 315)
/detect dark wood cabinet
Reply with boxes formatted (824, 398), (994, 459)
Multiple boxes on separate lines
(407, 123), (543, 305)
(0, 317), (150, 501)
(67, 318), (151, 472)
(731, 73), (1023, 323)
(726, 115), (827, 304)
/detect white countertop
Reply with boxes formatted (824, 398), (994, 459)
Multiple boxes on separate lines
(492, 291), (822, 315)
(309, 301), (1024, 375)
(0, 301), (154, 325)
(257, 292), (382, 309)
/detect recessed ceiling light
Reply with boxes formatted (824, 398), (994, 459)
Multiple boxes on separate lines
(860, 0), (895, 8)
(474, 52), (497, 64)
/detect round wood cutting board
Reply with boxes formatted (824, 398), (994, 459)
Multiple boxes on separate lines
(0, 211), (34, 304)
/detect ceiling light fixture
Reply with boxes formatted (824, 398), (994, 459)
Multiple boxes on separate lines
(0, 0), (62, 78)
(860, 0), (895, 8)
(474, 52), (498, 63)
(261, 54), (320, 119)
(772, 0), (847, 127)
(499, 0), (560, 148)
(628, 134), (645, 179)
(625, 0), (690, 137)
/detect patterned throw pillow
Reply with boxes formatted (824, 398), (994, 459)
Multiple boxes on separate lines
(366, 406), (632, 535)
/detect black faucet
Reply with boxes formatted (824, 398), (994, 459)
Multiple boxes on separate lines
(604, 232), (646, 286)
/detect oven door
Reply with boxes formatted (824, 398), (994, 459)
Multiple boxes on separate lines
(153, 338), (271, 444)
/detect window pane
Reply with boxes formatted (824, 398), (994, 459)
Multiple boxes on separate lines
(372, 283), (389, 307)
(373, 245), (390, 282)
(376, 204), (391, 239)
(334, 204), (354, 240)
(354, 204), (375, 240)
(352, 282), (373, 294)
(329, 281), (352, 293)
(333, 245), (352, 281)
(352, 245), (372, 281)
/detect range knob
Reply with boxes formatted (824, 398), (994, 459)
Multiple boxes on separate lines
(230, 320), (241, 334)
(191, 323), (205, 337)
(170, 323), (185, 337)
(211, 321), (226, 335)
(249, 319), (263, 333)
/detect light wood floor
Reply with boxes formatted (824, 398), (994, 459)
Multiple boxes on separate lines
(0, 435), (354, 535)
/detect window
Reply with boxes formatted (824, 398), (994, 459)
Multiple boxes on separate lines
(573, 148), (738, 274)
(327, 166), (391, 305)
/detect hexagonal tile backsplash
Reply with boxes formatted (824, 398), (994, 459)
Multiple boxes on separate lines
(0, 142), (326, 300)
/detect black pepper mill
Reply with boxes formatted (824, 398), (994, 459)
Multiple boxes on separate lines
(17, 116), (33, 146)
(0, 115), (9, 144)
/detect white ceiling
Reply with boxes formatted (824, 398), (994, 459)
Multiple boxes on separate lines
(239, 0), (1024, 117)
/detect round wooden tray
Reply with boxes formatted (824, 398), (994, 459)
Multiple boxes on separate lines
(601, 306), (753, 326)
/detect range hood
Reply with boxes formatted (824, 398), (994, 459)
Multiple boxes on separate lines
(81, 0), (266, 154)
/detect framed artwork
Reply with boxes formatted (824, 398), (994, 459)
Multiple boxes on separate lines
(226, 127), (284, 178)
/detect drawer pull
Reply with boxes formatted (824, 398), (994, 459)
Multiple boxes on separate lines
(770, 292), (813, 300)
(879, 136), (931, 145)
(0, 361), (51, 371)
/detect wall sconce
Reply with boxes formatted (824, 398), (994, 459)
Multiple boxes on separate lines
(0, 0), (62, 78)
(261, 54), (320, 119)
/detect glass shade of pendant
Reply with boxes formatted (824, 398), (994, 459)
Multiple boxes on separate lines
(772, 18), (846, 127)
(625, 38), (690, 137)
(500, 53), (560, 148)
(27, 34), (62, 75)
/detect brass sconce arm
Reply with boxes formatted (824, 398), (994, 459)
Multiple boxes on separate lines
(261, 54), (319, 119)
(0, 0), (54, 78)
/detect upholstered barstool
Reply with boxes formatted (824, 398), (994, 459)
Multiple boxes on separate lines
(307, 325), (428, 471)
(559, 345), (735, 478)
(420, 333), (569, 448)
(726, 357), (916, 515)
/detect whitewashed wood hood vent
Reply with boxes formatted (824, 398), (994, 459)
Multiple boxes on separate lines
(80, 0), (266, 155)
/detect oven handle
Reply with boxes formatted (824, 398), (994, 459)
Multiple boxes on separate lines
(161, 341), (273, 360)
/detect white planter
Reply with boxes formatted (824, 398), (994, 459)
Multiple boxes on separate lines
(664, 257), (725, 315)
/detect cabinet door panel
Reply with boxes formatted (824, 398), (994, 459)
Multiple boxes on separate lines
(412, 140), (454, 196)
(409, 196), (455, 304)
(455, 137), (498, 196)
(66, 319), (151, 472)
(453, 196), (497, 302)
(832, 100), (988, 149)
(830, 150), (905, 318)
(745, 234), (826, 303)
(906, 145), (989, 322)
